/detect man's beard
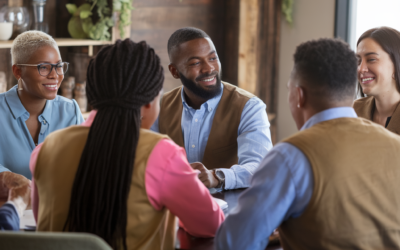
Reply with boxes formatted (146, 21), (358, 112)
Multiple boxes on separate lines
(179, 71), (222, 100)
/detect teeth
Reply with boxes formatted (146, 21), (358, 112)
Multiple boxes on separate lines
(202, 77), (215, 82)
(362, 77), (374, 83)
(44, 85), (57, 88)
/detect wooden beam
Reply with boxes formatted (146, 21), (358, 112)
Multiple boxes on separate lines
(238, 0), (259, 94)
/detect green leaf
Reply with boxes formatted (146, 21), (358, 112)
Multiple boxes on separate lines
(78, 3), (92, 12)
(66, 4), (77, 15)
(282, 0), (294, 24)
(80, 10), (93, 19)
(81, 18), (93, 34)
(113, 0), (122, 11)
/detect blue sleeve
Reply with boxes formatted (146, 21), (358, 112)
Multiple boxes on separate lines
(0, 164), (10, 173)
(219, 97), (272, 189)
(215, 142), (313, 250)
(0, 203), (20, 231)
(72, 99), (84, 125)
(150, 116), (160, 133)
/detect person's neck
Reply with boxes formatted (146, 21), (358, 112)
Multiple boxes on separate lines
(299, 101), (353, 129)
(17, 90), (47, 116)
(183, 88), (207, 110)
(374, 91), (400, 118)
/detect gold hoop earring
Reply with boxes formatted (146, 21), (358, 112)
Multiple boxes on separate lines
(18, 78), (23, 91)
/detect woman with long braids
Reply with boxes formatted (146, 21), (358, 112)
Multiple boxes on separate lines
(29, 39), (224, 249)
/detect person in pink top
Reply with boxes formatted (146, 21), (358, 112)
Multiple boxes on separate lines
(30, 39), (224, 250)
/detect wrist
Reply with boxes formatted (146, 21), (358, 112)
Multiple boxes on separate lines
(212, 169), (225, 189)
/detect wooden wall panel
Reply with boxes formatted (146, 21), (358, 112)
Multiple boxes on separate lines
(131, 0), (226, 92)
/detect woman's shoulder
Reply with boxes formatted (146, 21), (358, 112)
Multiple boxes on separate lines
(353, 96), (374, 107)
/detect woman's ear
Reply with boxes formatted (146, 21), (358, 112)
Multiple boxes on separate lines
(12, 65), (22, 80)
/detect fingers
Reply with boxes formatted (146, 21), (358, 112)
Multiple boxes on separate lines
(190, 162), (206, 171)
(1, 172), (30, 189)
(8, 184), (31, 214)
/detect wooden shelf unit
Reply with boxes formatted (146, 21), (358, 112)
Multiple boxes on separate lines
(0, 38), (114, 56)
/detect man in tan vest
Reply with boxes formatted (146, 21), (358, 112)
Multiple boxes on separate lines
(216, 38), (400, 250)
(151, 27), (272, 190)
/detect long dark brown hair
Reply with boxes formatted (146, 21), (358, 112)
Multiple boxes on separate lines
(357, 27), (400, 97)
(63, 39), (164, 250)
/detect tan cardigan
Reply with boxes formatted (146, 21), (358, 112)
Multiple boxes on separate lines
(280, 117), (400, 250)
(353, 96), (400, 135)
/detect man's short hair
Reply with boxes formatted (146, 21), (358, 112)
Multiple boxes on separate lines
(167, 27), (210, 58)
(294, 38), (357, 100)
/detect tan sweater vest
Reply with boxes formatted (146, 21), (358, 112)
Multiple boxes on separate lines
(35, 127), (176, 250)
(353, 96), (400, 135)
(158, 82), (254, 169)
(280, 117), (400, 250)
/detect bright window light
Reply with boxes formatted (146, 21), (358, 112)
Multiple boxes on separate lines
(352, 0), (400, 50)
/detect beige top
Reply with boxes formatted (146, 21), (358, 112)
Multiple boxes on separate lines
(280, 117), (400, 250)
(35, 127), (176, 250)
(353, 96), (400, 135)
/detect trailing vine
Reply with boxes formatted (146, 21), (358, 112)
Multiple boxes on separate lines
(113, 0), (134, 39)
(282, 0), (294, 25)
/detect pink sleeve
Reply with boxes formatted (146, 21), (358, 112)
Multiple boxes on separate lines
(145, 139), (225, 238)
(29, 144), (43, 222)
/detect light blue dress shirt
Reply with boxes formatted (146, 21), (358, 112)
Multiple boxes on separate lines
(151, 85), (272, 189)
(0, 85), (84, 179)
(215, 107), (358, 250)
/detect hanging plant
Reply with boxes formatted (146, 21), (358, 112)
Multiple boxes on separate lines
(113, 0), (134, 38)
(66, 0), (133, 41)
(282, 0), (294, 25)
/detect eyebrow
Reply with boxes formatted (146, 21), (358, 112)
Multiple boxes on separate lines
(186, 50), (216, 62)
(364, 52), (379, 56)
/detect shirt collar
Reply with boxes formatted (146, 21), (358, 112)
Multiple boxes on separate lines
(301, 107), (358, 131)
(5, 85), (54, 122)
(180, 83), (224, 111)
(4, 85), (28, 119)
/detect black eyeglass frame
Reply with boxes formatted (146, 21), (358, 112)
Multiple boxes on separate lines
(16, 62), (69, 77)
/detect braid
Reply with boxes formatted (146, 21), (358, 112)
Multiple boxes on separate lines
(64, 39), (164, 250)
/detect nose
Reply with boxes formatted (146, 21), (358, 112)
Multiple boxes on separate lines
(47, 66), (58, 78)
(358, 59), (368, 77)
(201, 61), (215, 75)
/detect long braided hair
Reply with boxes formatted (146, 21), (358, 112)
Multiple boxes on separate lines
(64, 39), (164, 250)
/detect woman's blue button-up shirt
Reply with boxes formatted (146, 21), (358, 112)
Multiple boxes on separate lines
(0, 85), (84, 179)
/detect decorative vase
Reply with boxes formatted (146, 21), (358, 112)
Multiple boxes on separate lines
(0, 0), (30, 39)
(32, 0), (48, 33)
(74, 81), (87, 113)
(61, 76), (75, 99)
(0, 72), (7, 94)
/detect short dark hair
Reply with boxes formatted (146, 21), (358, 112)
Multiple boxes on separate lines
(167, 27), (209, 58)
(357, 27), (400, 96)
(293, 38), (357, 100)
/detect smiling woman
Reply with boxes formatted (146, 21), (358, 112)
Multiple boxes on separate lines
(0, 31), (84, 180)
(353, 27), (400, 135)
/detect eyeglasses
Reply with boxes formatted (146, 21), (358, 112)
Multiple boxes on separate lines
(17, 62), (69, 77)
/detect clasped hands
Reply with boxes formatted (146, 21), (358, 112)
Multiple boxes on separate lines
(190, 162), (219, 188)
(0, 172), (31, 216)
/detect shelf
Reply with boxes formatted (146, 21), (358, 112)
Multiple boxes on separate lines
(0, 38), (113, 56)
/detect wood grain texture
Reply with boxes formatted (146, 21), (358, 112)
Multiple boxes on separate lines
(238, 0), (258, 94)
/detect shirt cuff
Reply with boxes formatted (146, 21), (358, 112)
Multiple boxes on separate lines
(219, 168), (236, 190)
(0, 165), (10, 173)
(5, 201), (23, 218)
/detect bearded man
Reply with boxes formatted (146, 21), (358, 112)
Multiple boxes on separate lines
(151, 27), (272, 190)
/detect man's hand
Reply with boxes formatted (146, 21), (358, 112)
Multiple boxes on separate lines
(190, 162), (219, 188)
(0, 172), (30, 203)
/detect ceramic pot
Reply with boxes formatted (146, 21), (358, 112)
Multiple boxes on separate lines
(0, 22), (13, 40)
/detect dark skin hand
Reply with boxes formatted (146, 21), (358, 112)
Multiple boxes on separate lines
(190, 162), (219, 188)
(0, 172), (31, 208)
(12, 46), (64, 145)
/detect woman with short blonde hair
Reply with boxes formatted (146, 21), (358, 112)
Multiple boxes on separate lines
(0, 30), (84, 181)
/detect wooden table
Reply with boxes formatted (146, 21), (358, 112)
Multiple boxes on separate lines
(175, 189), (282, 250)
